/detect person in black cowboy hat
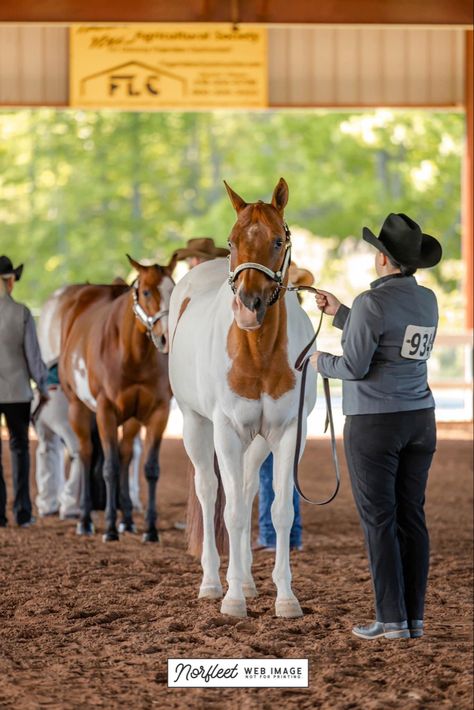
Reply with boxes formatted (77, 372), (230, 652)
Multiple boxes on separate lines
(0, 256), (49, 527)
(310, 214), (442, 641)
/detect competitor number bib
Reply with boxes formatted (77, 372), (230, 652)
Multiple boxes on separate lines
(401, 325), (435, 360)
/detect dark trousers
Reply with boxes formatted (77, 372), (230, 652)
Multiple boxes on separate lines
(0, 402), (32, 525)
(344, 408), (436, 623)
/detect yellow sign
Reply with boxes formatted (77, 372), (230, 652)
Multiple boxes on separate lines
(70, 25), (268, 109)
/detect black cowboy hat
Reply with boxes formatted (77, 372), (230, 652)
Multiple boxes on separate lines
(0, 255), (23, 281)
(362, 213), (442, 268)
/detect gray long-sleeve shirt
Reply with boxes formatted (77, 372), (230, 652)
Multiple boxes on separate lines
(24, 308), (48, 395)
(318, 274), (438, 415)
(0, 293), (48, 402)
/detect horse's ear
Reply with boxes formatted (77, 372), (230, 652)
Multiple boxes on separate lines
(126, 254), (142, 272)
(224, 181), (247, 213)
(271, 178), (289, 215)
(165, 252), (178, 276)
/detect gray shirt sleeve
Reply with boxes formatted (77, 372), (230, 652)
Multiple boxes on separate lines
(332, 304), (350, 330)
(23, 309), (48, 394)
(318, 293), (383, 381)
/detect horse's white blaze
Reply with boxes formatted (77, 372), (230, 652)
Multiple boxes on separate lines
(169, 258), (316, 617)
(156, 275), (174, 343)
(72, 355), (97, 411)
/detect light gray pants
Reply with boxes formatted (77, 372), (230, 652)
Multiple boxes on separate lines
(34, 387), (82, 517)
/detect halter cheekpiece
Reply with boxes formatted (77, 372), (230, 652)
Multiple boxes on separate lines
(132, 280), (169, 349)
(228, 222), (292, 306)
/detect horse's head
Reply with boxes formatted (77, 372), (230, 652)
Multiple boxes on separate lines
(225, 178), (291, 331)
(127, 254), (176, 353)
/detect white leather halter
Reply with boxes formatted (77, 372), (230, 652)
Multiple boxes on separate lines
(227, 222), (292, 306)
(132, 280), (169, 350)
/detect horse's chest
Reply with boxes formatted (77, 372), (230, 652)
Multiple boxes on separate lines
(226, 323), (296, 401)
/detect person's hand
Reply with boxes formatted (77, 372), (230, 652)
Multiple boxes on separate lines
(309, 351), (322, 371)
(315, 289), (341, 316)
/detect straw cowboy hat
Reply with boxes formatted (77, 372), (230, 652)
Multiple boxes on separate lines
(0, 255), (23, 281)
(288, 262), (315, 288)
(173, 238), (229, 261)
(363, 213), (442, 268)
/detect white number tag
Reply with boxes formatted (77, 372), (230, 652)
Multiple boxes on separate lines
(401, 325), (436, 360)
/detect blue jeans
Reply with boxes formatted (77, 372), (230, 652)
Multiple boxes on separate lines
(257, 453), (302, 548)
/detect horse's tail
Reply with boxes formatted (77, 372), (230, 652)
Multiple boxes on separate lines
(186, 454), (228, 558)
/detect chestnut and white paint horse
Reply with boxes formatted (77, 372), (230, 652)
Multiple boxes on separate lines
(169, 178), (317, 618)
(42, 257), (175, 542)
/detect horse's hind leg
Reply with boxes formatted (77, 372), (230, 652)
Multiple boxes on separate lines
(117, 418), (140, 533)
(96, 396), (120, 542)
(68, 398), (94, 536)
(142, 403), (169, 543)
(182, 408), (222, 599)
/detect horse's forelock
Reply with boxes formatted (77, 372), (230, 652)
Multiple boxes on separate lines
(235, 202), (282, 236)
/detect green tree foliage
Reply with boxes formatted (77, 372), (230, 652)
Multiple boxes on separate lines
(0, 109), (463, 309)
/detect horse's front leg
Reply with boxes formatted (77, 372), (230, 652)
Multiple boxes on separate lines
(96, 396), (120, 542)
(182, 408), (222, 599)
(117, 418), (140, 533)
(68, 398), (94, 536)
(241, 436), (270, 598)
(271, 422), (304, 618)
(142, 403), (169, 543)
(213, 416), (249, 618)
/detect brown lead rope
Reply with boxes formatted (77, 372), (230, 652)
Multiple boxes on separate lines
(287, 285), (341, 505)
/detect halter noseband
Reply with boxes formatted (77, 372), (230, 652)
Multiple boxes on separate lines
(228, 222), (292, 306)
(132, 280), (169, 349)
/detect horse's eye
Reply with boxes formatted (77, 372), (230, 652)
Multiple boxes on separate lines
(227, 241), (233, 248)
(275, 240), (283, 249)
(142, 289), (150, 297)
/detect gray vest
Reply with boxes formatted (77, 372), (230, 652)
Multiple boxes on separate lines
(0, 294), (33, 402)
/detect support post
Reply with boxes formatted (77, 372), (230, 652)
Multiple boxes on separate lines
(463, 30), (473, 332)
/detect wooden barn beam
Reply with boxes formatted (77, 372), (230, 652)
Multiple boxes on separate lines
(463, 30), (473, 331)
(0, 0), (472, 25)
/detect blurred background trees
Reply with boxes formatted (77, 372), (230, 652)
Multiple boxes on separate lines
(0, 109), (464, 314)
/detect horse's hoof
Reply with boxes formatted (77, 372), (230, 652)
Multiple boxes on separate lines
(242, 582), (258, 598)
(118, 521), (137, 534)
(76, 521), (95, 536)
(142, 530), (159, 543)
(102, 530), (119, 542)
(220, 599), (247, 618)
(275, 599), (303, 618)
(199, 585), (223, 599)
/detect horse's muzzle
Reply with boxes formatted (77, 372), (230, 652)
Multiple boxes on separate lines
(232, 293), (265, 330)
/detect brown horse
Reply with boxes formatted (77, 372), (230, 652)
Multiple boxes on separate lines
(58, 256), (175, 541)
